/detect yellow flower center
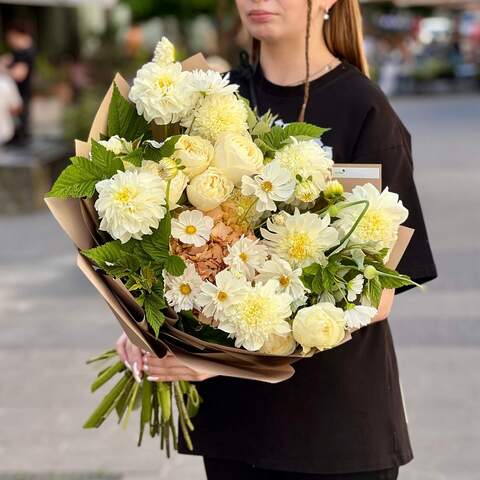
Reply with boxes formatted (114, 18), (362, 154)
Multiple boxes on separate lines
(157, 75), (173, 90)
(179, 283), (192, 295)
(217, 291), (228, 302)
(239, 296), (269, 326)
(185, 225), (197, 235)
(114, 186), (137, 204)
(357, 210), (393, 244)
(239, 252), (249, 263)
(286, 231), (314, 262)
(279, 274), (290, 287)
(261, 181), (273, 192)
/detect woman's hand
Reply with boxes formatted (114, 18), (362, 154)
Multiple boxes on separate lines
(115, 332), (144, 383)
(142, 351), (215, 382)
(371, 288), (395, 323)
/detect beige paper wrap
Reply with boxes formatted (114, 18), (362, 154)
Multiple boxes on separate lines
(44, 53), (413, 384)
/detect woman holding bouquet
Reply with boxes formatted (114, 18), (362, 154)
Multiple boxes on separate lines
(116, 0), (437, 478)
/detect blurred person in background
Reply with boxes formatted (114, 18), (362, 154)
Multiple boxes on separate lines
(0, 20), (36, 144)
(0, 65), (23, 146)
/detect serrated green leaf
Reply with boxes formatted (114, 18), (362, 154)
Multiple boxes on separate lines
(164, 255), (186, 276)
(282, 122), (329, 139)
(366, 277), (383, 308)
(140, 213), (171, 262)
(144, 293), (166, 337)
(144, 135), (181, 161)
(121, 148), (143, 167)
(108, 83), (149, 141)
(81, 240), (126, 269)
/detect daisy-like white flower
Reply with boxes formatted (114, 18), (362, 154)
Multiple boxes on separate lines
(196, 269), (249, 321)
(274, 137), (333, 195)
(261, 209), (339, 268)
(334, 183), (409, 256)
(129, 62), (195, 125)
(94, 170), (167, 244)
(171, 210), (214, 247)
(219, 279), (292, 351)
(256, 255), (308, 308)
(186, 70), (239, 97)
(346, 274), (364, 302)
(152, 37), (175, 66)
(344, 305), (377, 329)
(164, 262), (203, 312)
(241, 161), (295, 212)
(224, 235), (269, 280)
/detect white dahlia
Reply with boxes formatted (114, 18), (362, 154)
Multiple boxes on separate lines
(241, 160), (295, 212)
(219, 279), (293, 351)
(129, 62), (194, 125)
(334, 183), (409, 255)
(94, 170), (166, 244)
(171, 209), (214, 247)
(261, 209), (339, 268)
(164, 262), (203, 312)
(274, 137), (333, 195)
(224, 235), (269, 280)
(182, 92), (248, 144)
(152, 37), (175, 66)
(186, 69), (239, 97)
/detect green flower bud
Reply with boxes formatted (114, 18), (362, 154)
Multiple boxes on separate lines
(363, 265), (378, 280)
(323, 180), (344, 200)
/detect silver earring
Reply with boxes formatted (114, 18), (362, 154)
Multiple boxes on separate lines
(324, 8), (330, 20)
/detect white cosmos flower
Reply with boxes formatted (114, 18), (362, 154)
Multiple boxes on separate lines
(171, 209), (214, 247)
(129, 62), (195, 125)
(186, 70), (239, 97)
(274, 137), (333, 195)
(219, 279), (292, 351)
(196, 269), (249, 322)
(152, 37), (175, 66)
(261, 209), (339, 268)
(224, 235), (269, 280)
(164, 262), (203, 312)
(334, 183), (409, 256)
(256, 255), (308, 308)
(347, 274), (364, 302)
(94, 170), (166, 244)
(241, 161), (295, 212)
(344, 305), (377, 329)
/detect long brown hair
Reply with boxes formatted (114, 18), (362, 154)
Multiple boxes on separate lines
(251, 0), (369, 121)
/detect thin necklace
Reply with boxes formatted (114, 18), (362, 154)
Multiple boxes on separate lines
(283, 57), (341, 86)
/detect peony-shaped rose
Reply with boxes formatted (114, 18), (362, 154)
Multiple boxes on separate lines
(187, 167), (234, 211)
(260, 333), (297, 355)
(172, 135), (213, 179)
(212, 133), (263, 185)
(292, 303), (346, 354)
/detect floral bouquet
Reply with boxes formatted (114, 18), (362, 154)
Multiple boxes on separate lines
(44, 38), (418, 456)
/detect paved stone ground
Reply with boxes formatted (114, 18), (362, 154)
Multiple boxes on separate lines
(0, 94), (479, 480)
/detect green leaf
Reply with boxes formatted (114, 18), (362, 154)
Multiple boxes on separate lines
(47, 156), (109, 198)
(122, 148), (144, 167)
(282, 122), (329, 139)
(107, 83), (149, 141)
(90, 140), (124, 175)
(164, 255), (186, 276)
(366, 277), (383, 308)
(82, 241), (125, 269)
(178, 311), (236, 347)
(140, 213), (171, 262)
(144, 293), (166, 337)
(144, 135), (181, 161)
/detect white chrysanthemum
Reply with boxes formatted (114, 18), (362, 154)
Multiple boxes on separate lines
(261, 209), (339, 268)
(164, 262), (203, 312)
(171, 209), (214, 247)
(256, 255), (308, 308)
(129, 62), (195, 125)
(219, 279), (292, 351)
(344, 305), (377, 329)
(224, 235), (269, 280)
(98, 135), (132, 155)
(152, 37), (175, 66)
(347, 274), (364, 302)
(186, 69), (238, 97)
(182, 92), (248, 143)
(196, 269), (249, 322)
(94, 170), (166, 244)
(241, 161), (295, 212)
(274, 137), (333, 194)
(334, 183), (409, 255)
(294, 178), (321, 203)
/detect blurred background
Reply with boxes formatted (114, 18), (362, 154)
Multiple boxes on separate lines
(0, 0), (478, 479)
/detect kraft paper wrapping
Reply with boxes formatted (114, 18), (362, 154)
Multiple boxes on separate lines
(44, 52), (414, 384)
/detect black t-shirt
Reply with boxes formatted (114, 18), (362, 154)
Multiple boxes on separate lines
(178, 60), (437, 474)
(9, 47), (35, 100)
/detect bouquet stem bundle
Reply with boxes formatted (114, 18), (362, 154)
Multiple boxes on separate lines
(83, 349), (201, 455)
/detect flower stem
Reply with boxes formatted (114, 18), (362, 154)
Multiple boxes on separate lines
(336, 200), (370, 246)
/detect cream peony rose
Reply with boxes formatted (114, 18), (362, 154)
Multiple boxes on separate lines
(292, 303), (346, 354)
(172, 135), (213, 179)
(186, 167), (234, 211)
(260, 333), (297, 355)
(212, 133), (264, 185)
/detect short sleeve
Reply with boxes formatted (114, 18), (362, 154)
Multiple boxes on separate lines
(351, 104), (437, 294)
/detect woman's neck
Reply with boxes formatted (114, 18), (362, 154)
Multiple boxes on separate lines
(259, 33), (336, 86)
